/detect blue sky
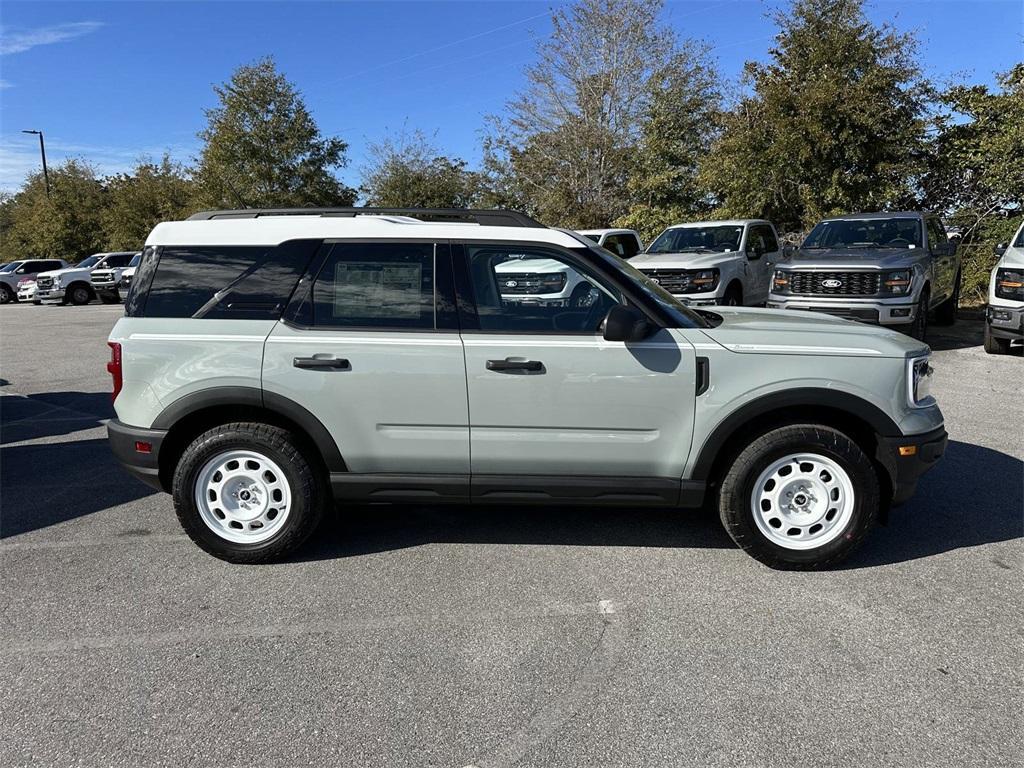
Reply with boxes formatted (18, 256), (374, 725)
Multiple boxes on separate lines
(1, 0), (1020, 193)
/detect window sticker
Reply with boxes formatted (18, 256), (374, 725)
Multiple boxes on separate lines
(332, 261), (423, 318)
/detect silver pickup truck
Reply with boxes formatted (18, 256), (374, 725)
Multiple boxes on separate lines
(768, 212), (961, 340)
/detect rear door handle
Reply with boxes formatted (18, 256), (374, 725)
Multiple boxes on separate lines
(293, 356), (350, 370)
(486, 358), (544, 373)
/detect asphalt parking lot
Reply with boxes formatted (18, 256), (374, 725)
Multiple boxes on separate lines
(1, 302), (1021, 768)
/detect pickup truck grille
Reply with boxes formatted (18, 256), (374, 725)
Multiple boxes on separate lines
(497, 272), (567, 294)
(786, 271), (881, 297)
(637, 268), (698, 294)
(91, 271), (116, 286)
(36, 276), (54, 290)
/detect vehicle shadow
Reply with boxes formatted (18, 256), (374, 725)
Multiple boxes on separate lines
(926, 314), (986, 352)
(0, 437), (157, 537)
(841, 439), (1023, 568)
(1, 391), (114, 445)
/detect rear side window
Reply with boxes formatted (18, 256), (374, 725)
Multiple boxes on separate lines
(132, 240), (319, 319)
(306, 242), (436, 329)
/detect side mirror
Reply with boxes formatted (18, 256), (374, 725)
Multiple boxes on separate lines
(782, 244), (797, 258)
(994, 243), (1008, 257)
(601, 305), (651, 342)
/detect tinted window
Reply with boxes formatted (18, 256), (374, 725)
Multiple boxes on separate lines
(463, 244), (619, 333)
(42, 260), (63, 270)
(103, 253), (134, 268)
(648, 226), (744, 254)
(803, 218), (922, 249)
(603, 234), (641, 259)
(140, 241), (319, 319)
(927, 219), (947, 251)
(308, 242), (436, 329)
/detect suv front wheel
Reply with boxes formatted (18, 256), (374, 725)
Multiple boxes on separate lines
(172, 422), (326, 563)
(718, 424), (879, 569)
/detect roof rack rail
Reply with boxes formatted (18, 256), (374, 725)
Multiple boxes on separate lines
(185, 207), (546, 228)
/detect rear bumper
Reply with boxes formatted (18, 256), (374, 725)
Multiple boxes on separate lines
(108, 418), (168, 491)
(876, 425), (948, 505)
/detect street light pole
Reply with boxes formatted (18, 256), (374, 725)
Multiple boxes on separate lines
(21, 130), (50, 198)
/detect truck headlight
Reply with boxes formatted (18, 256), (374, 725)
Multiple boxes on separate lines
(772, 270), (790, 292)
(52, 276), (63, 288)
(883, 270), (912, 295)
(688, 269), (719, 293)
(995, 268), (1024, 300)
(907, 355), (934, 408)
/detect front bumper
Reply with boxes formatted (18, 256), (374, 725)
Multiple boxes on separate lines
(986, 304), (1023, 340)
(108, 418), (168, 491)
(768, 295), (917, 326)
(36, 288), (66, 303)
(875, 425), (948, 506)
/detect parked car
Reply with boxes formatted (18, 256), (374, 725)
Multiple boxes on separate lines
(16, 279), (37, 303)
(576, 229), (644, 259)
(628, 220), (780, 306)
(91, 252), (141, 304)
(0, 259), (68, 303)
(768, 212), (961, 340)
(107, 207), (946, 569)
(36, 252), (137, 305)
(985, 221), (1024, 354)
(494, 251), (601, 307)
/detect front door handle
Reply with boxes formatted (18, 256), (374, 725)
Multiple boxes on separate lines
(293, 356), (350, 370)
(486, 358), (544, 373)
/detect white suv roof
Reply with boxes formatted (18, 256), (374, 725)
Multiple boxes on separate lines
(577, 228), (639, 237)
(147, 208), (585, 250)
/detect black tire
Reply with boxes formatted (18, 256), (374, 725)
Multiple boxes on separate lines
(66, 283), (93, 305)
(99, 291), (120, 304)
(0, 284), (15, 304)
(983, 323), (1012, 355)
(908, 288), (929, 341)
(719, 284), (742, 307)
(718, 424), (880, 570)
(933, 272), (960, 326)
(172, 422), (327, 563)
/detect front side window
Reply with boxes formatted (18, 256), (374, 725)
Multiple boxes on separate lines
(647, 226), (744, 254)
(463, 245), (620, 333)
(927, 219), (947, 252)
(104, 253), (134, 268)
(803, 218), (922, 249)
(309, 242), (436, 329)
(751, 225), (779, 253)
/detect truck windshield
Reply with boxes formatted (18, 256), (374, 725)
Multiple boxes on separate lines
(1014, 227), (1024, 248)
(803, 218), (922, 249)
(647, 225), (743, 254)
(0, 262), (22, 273)
(75, 255), (103, 268)
(129, 253), (141, 267)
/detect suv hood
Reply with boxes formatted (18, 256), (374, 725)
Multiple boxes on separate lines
(780, 247), (920, 270)
(630, 251), (738, 270)
(697, 306), (928, 359)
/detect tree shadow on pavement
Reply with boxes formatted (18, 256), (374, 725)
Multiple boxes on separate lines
(842, 439), (1023, 568)
(1, 391), (114, 445)
(0, 437), (156, 537)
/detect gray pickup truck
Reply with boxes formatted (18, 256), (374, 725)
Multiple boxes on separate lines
(768, 212), (961, 340)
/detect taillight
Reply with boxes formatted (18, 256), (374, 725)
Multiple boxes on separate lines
(107, 342), (123, 402)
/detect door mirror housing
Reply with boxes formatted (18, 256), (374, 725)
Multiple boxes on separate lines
(601, 304), (651, 342)
(994, 243), (1008, 257)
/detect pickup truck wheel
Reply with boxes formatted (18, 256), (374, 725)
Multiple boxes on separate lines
(67, 284), (93, 305)
(720, 284), (742, 306)
(719, 424), (879, 569)
(983, 323), (1011, 355)
(172, 422), (326, 563)
(909, 288), (929, 341)
(0, 284), (15, 304)
(934, 272), (960, 326)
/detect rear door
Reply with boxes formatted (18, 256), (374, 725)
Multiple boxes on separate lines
(454, 241), (697, 489)
(262, 240), (469, 476)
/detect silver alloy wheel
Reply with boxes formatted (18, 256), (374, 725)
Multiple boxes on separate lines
(194, 449), (292, 544)
(750, 452), (855, 550)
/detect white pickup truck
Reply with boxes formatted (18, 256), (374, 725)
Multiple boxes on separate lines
(36, 252), (137, 305)
(628, 220), (781, 306)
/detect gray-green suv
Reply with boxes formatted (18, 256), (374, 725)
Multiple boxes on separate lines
(106, 208), (947, 569)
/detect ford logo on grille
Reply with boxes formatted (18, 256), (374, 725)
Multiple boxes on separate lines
(650, 277), (660, 284)
(821, 279), (843, 288)
(505, 280), (518, 288)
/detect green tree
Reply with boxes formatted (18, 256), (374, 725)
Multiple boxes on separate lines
(194, 57), (355, 208)
(616, 46), (721, 239)
(923, 64), (1024, 303)
(1, 159), (106, 263)
(703, 0), (931, 233)
(102, 156), (194, 250)
(485, 0), (709, 228)
(360, 130), (481, 208)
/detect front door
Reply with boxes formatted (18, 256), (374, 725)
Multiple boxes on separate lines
(262, 240), (469, 476)
(455, 242), (698, 486)
(745, 224), (780, 304)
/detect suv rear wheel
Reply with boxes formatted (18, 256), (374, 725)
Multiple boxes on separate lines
(718, 424), (879, 569)
(172, 422), (326, 563)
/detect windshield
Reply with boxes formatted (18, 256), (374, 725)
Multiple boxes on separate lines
(1014, 225), (1024, 248)
(0, 261), (22, 273)
(647, 225), (744, 254)
(75, 255), (103, 268)
(129, 253), (141, 267)
(803, 218), (922, 249)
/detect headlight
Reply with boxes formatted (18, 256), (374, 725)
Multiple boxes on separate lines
(688, 269), (719, 293)
(52, 276), (63, 288)
(883, 270), (912, 295)
(907, 355), (934, 408)
(772, 269), (790, 292)
(995, 268), (1024, 300)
